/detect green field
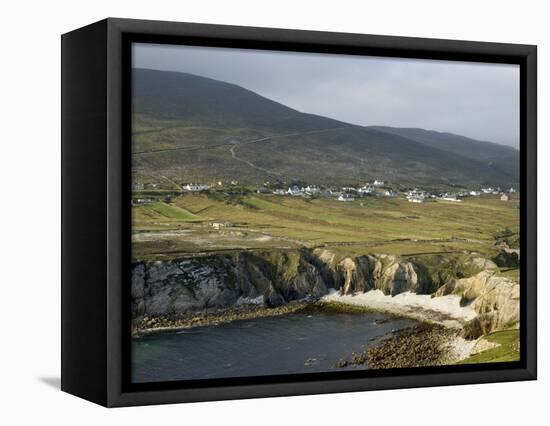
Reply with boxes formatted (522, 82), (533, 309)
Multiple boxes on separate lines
(458, 330), (520, 364)
(133, 202), (202, 226)
(132, 192), (519, 268)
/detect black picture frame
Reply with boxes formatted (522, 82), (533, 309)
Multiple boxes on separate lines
(61, 17), (537, 407)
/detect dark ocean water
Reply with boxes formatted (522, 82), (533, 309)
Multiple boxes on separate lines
(132, 311), (415, 383)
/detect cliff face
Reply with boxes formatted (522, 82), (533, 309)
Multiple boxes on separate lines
(132, 250), (329, 321)
(132, 249), (429, 321)
(332, 254), (428, 296)
(131, 248), (519, 338)
(435, 270), (520, 337)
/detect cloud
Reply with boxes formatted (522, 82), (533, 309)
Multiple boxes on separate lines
(133, 43), (519, 147)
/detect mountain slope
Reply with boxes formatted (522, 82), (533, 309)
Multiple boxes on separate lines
(134, 68), (343, 132)
(370, 126), (519, 184)
(132, 68), (519, 188)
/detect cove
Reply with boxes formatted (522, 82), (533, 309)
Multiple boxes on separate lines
(132, 310), (415, 383)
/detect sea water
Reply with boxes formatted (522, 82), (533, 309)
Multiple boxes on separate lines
(132, 311), (415, 383)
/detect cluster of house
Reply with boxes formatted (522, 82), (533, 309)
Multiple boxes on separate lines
(265, 181), (516, 204)
(269, 180), (395, 202)
(476, 187), (516, 201)
(181, 181), (243, 192)
(404, 186), (517, 203)
(284, 185), (322, 197)
(182, 183), (210, 192)
(481, 187), (516, 195)
(406, 189), (429, 203)
(133, 178), (518, 205)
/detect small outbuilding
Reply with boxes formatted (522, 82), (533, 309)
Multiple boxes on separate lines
(211, 220), (233, 229)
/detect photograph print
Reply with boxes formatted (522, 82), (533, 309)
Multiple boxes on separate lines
(130, 43), (521, 384)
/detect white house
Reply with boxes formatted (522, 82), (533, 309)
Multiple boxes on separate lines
(501, 193), (510, 201)
(469, 190), (481, 196)
(287, 186), (304, 196)
(211, 220), (233, 229)
(406, 189), (426, 203)
(358, 185), (375, 195)
(183, 183), (210, 192)
(338, 193), (355, 202)
(305, 185), (320, 194)
(373, 179), (385, 187)
(341, 186), (358, 193)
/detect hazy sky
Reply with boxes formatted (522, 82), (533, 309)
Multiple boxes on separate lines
(133, 43), (520, 148)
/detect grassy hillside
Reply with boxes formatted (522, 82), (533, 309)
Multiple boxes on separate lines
(457, 330), (520, 364)
(132, 69), (519, 188)
(134, 68), (341, 131)
(371, 126), (519, 184)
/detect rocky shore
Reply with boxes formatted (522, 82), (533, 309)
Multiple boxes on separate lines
(133, 300), (310, 337)
(335, 323), (469, 369)
(133, 299), (394, 336)
(366, 324), (465, 368)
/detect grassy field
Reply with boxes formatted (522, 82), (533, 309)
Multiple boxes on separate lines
(132, 192), (519, 269)
(457, 330), (520, 364)
(133, 202), (202, 227)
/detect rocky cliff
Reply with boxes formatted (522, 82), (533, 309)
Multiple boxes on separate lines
(132, 250), (329, 321)
(131, 248), (519, 338)
(331, 253), (431, 296)
(435, 270), (520, 337)
(131, 249), (436, 321)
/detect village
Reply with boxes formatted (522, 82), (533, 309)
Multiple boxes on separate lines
(132, 178), (517, 205)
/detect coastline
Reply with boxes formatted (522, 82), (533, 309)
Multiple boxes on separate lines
(132, 295), (430, 338)
(321, 289), (480, 366)
(336, 324), (475, 369)
(133, 288), (474, 337)
(132, 290), (508, 367)
(132, 300), (311, 337)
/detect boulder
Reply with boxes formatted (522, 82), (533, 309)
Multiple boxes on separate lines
(492, 248), (520, 268)
(469, 257), (498, 270)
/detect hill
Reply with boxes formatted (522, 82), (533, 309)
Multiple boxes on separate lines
(370, 126), (519, 184)
(132, 68), (519, 188)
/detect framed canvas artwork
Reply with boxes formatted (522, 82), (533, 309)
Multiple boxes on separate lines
(61, 18), (537, 407)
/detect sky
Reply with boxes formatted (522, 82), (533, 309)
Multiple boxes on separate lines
(133, 43), (520, 148)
